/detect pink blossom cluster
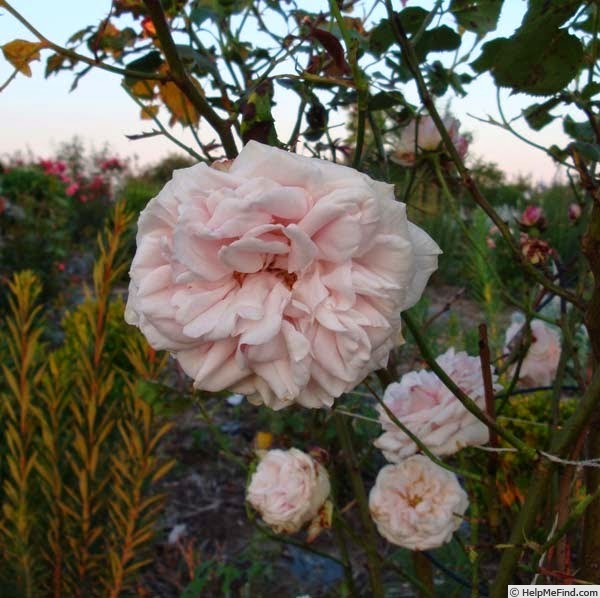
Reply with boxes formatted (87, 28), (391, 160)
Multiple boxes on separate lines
(37, 156), (122, 203)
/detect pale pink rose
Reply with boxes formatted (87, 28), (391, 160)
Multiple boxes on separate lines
(391, 116), (466, 166)
(125, 141), (441, 409)
(504, 319), (561, 387)
(247, 448), (330, 534)
(369, 456), (469, 551)
(374, 348), (500, 461)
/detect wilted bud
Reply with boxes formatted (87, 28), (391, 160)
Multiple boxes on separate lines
(520, 233), (552, 265)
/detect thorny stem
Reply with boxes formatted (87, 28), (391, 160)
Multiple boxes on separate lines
(333, 413), (384, 598)
(402, 311), (536, 458)
(122, 83), (203, 161)
(364, 381), (483, 482)
(491, 366), (600, 595)
(328, 0), (368, 169)
(142, 0), (238, 159)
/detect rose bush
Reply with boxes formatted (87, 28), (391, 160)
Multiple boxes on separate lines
(369, 455), (469, 551)
(246, 448), (330, 534)
(374, 348), (500, 461)
(125, 141), (440, 409)
(504, 319), (561, 387)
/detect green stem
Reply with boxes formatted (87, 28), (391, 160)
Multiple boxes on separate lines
(383, 0), (584, 311)
(412, 551), (434, 598)
(142, 0), (238, 159)
(491, 366), (600, 595)
(0, 0), (171, 82)
(332, 513), (358, 597)
(402, 311), (537, 458)
(334, 413), (384, 598)
(365, 381), (482, 482)
(328, 0), (368, 169)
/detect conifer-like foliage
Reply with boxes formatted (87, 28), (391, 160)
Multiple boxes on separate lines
(0, 203), (174, 598)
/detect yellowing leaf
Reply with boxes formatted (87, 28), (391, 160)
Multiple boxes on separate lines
(2, 39), (44, 77)
(140, 104), (159, 120)
(128, 78), (156, 99)
(158, 80), (201, 126)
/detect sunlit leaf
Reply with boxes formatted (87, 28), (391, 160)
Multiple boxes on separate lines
(2, 39), (44, 77)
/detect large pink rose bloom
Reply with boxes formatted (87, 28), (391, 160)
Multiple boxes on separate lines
(247, 448), (330, 534)
(369, 456), (469, 551)
(504, 319), (561, 387)
(125, 141), (440, 409)
(374, 348), (501, 461)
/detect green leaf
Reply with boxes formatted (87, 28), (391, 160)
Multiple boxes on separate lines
(571, 141), (600, 161)
(450, 0), (503, 35)
(190, 4), (217, 25)
(521, 0), (581, 32)
(564, 115), (595, 143)
(522, 98), (561, 130)
(368, 90), (406, 110)
(414, 26), (462, 62)
(472, 30), (583, 95)
(582, 82), (600, 100)
(369, 19), (395, 56)
(368, 8), (428, 56)
(398, 7), (429, 34)
(45, 53), (66, 78)
(126, 50), (163, 73)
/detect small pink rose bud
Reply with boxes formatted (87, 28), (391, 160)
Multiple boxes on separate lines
(520, 205), (543, 227)
(568, 203), (582, 222)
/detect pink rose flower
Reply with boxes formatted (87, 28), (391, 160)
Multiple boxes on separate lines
(391, 116), (467, 166)
(65, 182), (80, 197)
(568, 203), (582, 222)
(369, 455), (469, 551)
(374, 348), (500, 461)
(125, 141), (441, 409)
(504, 319), (561, 387)
(520, 205), (542, 226)
(247, 448), (330, 534)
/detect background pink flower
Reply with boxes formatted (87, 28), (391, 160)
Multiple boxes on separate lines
(504, 319), (561, 387)
(125, 141), (440, 409)
(390, 115), (467, 166)
(374, 348), (500, 461)
(369, 456), (469, 551)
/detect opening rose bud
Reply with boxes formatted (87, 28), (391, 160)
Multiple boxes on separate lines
(246, 448), (330, 534)
(125, 141), (441, 409)
(518, 205), (546, 230)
